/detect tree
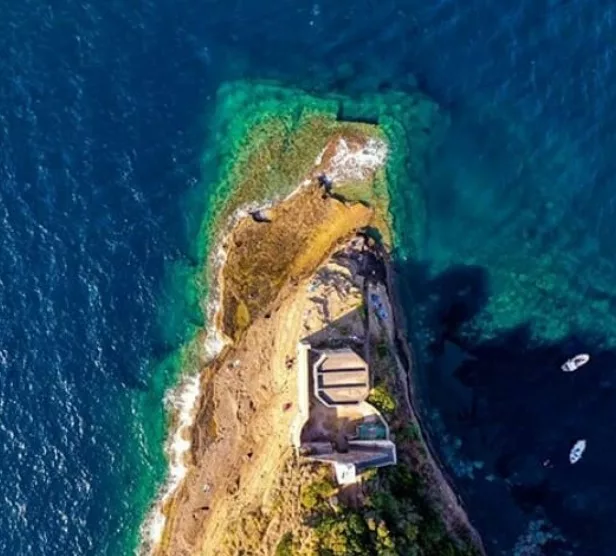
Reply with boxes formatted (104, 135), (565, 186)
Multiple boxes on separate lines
(375, 520), (396, 555)
(316, 513), (371, 556)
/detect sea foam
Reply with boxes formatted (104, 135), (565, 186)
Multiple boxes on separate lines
(139, 372), (202, 553)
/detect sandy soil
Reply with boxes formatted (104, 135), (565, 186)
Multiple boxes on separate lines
(157, 240), (485, 556)
(159, 284), (302, 555)
(157, 235), (369, 555)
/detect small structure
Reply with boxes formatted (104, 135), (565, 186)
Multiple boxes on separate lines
(334, 462), (356, 484)
(293, 342), (396, 484)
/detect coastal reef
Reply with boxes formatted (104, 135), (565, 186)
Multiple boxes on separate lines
(145, 81), (482, 556)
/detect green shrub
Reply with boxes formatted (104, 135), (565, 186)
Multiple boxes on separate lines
(376, 341), (389, 359)
(387, 464), (417, 499)
(397, 423), (420, 443)
(275, 532), (294, 556)
(404, 522), (420, 543)
(300, 478), (335, 510)
(316, 512), (371, 556)
(368, 384), (397, 416)
(371, 490), (402, 523)
(420, 513), (447, 548)
(375, 520), (396, 555)
(359, 302), (367, 320)
(361, 467), (378, 483)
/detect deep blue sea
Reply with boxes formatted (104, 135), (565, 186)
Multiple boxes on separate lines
(2, 0), (616, 554)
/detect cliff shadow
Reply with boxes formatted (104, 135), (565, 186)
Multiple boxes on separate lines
(389, 257), (490, 354)
(390, 257), (616, 554)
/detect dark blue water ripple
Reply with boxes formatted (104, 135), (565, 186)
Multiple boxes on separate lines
(0, 1), (214, 553)
(2, 0), (616, 554)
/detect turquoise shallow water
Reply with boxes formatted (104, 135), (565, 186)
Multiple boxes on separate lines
(3, 0), (616, 554)
(389, 77), (616, 554)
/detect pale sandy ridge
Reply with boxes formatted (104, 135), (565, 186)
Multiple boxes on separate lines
(196, 280), (309, 553)
(139, 148), (325, 554)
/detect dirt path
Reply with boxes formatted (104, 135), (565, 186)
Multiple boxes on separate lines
(196, 287), (308, 554)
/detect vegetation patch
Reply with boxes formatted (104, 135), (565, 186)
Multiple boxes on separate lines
(368, 383), (397, 417)
(300, 476), (337, 510)
(297, 462), (478, 556)
(275, 532), (294, 556)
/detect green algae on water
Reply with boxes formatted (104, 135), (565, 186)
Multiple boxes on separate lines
(197, 80), (448, 269)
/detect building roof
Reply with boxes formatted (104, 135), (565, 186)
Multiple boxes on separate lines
(313, 348), (369, 406)
(319, 349), (366, 371)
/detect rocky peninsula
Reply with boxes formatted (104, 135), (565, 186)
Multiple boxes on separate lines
(143, 82), (485, 556)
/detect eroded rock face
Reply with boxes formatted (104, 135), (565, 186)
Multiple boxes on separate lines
(219, 184), (372, 342)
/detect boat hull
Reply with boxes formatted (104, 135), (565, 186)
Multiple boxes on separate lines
(569, 440), (586, 464)
(561, 353), (590, 372)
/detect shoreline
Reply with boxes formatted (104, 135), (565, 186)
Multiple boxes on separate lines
(138, 198), (297, 553)
(142, 207), (486, 555)
(138, 158), (339, 553)
(383, 251), (487, 555)
(201, 174), (315, 354)
(139, 373), (203, 553)
(156, 183), (375, 554)
(138, 170), (321, 554)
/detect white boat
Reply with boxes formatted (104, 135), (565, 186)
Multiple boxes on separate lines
(561, 353), (590, 372)
(569, 439), (586, 464)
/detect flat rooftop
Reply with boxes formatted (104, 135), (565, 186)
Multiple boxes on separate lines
(314, 348), (369, 406)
